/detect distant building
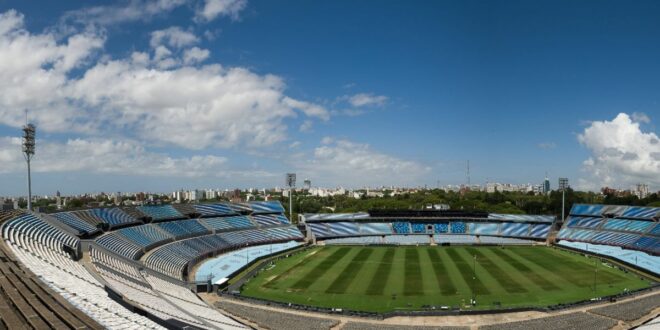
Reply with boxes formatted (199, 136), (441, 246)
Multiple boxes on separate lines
(55, 190), (62, 210)
(543, 177), (550, 194)
(635, 184), (650, 199)
(303, 179), (311, 190)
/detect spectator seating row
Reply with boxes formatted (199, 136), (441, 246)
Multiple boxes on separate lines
(137, 205), (183, 221)
(558, 204), (659, 255)
(91, 247), (246, 329)
(94, 211), (294, 260)
(199, 216), (256, 231)
(49, 208), (141, 233)
(47, 201), (290, 236)
(570, 204), (659, 219)
(155, 219), (211, 239)
(308, 221), (550, 240)
(2, 212), (166, 329)
(145, 226), (304, 280)
(0, 229), (103, 328)
(557, 241), (660, 275)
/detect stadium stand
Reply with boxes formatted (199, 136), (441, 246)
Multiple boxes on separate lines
(302, 210), (554, 243)
(588, 293), (660, 322)
(171, 203), (197, 217)
(1, 201), (304, 329)
(90, 246), (246, 330)
(434, 234), (477, 244)
(95, 232), (144, 259)
(359, 222), (392, 235)
(557, 204), (660, 255)
(247, 201), (286, 214)
(450, 222), (466, 234)
(638, 316), (660, 330)
(468, 222), (499, 235)
(557, 241), (659, 275)
(200, 216), (256, 231)
(49, 212), (101, 236)
(323, 236), (383, 245)
(155, 219), (211, 239)
(215, 299), (339, 330)
(193, 203), (238, 217)
(0, 238), (103, 328)
(480, 312), (617, 330)
(195, 241), (300, 283)
(137, 205), (183, 221)
(434, 222), (449, 233)
(145, 227), (303, 280)
(328, 222), (360, 236)
(50, 208), (141, 232)
(2, 213), (164, 328)
(342, 322), (468, 330)
(393, 222), (411, 234)
(384, 235), (429, 245)
(411, 223), (427, 233)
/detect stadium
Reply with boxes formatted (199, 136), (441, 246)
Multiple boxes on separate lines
(0, 201), (657, 329)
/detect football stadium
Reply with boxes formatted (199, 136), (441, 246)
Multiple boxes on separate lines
(0, 202), (658, 329)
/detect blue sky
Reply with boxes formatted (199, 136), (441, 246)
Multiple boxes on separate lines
(0, 0), (658, 195)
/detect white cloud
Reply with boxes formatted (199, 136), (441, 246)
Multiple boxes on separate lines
(60, 0), (187, 28)
(347, 93), (388, 107)
(183, 47), (210, 64)
(150, 27), (199, 49)
(631, 112), (651, 124)
(0, 9), (329, 151)
(0, 137), (227, 177)
(196, 0), (247, 22)
(0, 10), (104, 132)
(297, 138), (430, 186)
(577, 113), (660, 190)
(299, 120), (313, 132)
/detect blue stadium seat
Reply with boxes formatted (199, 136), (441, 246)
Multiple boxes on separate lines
(392, 222), (411, 234)
(136, 205), (183, 221)
(433, 223), (449, 233)
(450, 222), (466, 234)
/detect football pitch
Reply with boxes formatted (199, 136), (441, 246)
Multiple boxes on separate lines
(240, 245), (652, 312)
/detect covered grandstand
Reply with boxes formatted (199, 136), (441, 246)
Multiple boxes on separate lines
(0, 201), (304, 329)
(301, 209), (555, 244)
(556, 204), (660, 276)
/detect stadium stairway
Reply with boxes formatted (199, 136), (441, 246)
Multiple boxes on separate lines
(0, 242), (103, 329)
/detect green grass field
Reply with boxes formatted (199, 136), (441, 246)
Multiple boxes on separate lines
(240, 245), (652, 312)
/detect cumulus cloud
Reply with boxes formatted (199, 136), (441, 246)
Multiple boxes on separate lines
(577, 113), (660, 190)
(60, 0), (187, 28)
(196, 0), (247, 22)
(0, 137), (227, 177)
(150, 27), (199, 49)
(297, 138), (430, 186)
(631, 112), (651, 124)
(0, 10), (104, 132)
(183, 47), (210, 64)
(347, 93), (388, 107)
(0, 9), (328, 150)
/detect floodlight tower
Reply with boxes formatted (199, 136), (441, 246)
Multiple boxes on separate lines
(559, 178), (569, 222)
(22, 117), (36, 211)
(286, 173), (296, 221)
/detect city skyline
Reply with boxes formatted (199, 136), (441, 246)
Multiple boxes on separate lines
(0, 1), (659, 195)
